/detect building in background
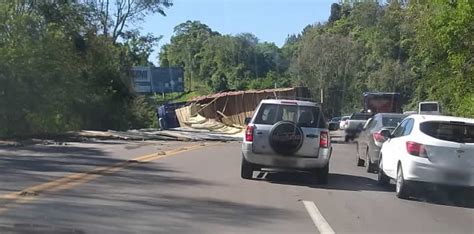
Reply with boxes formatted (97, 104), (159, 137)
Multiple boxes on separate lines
(131, 66), (184, 94)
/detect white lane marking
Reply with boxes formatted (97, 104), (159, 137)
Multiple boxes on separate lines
(302, 200), (336, 234)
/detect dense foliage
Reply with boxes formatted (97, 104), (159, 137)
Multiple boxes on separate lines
(292, 0), (473, 117)
(0, 0), (170, 137)
(160, 1), (473, 118)
(1, 1), (472, 137)
(159, 21), (291, 93)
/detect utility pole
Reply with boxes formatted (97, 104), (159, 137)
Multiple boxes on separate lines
(321, 88), (324, 104)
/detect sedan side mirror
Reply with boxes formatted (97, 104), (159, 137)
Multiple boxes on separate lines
(244, 117), (251, 125)
(380, 129), (392, 139)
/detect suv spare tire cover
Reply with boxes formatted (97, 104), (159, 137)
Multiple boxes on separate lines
(269, 121), (304, 155)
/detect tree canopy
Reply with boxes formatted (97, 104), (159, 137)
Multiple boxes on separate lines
(1, 0), (472, 137)
(159, 21), (290, 93)
(289, 0), (473, 117)
(158, 1), (472, 117)
(0, 0), (171, 137)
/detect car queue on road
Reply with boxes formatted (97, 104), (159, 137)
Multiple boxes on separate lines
(242, 98), (473, 201)
(345, 111), (474, 199)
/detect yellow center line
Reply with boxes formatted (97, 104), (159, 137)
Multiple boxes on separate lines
(0, 143), (212, 214)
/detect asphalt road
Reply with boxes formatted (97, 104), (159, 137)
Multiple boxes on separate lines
(0, 138), (473, 233)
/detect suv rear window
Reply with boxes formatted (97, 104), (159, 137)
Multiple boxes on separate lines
(254, 104), (326, 128)
(420, 121), (474, 143)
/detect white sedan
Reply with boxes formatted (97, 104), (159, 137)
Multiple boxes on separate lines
(339, 116), (350, 130)
(377, 114), (474, 199)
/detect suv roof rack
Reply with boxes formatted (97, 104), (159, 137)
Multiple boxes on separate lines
(264, 95), (318, 103)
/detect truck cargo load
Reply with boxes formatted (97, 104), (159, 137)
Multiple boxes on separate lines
(363, 92), (402, 114)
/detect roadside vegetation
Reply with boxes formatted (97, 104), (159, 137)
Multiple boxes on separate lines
(1, 1), (472, 137)
(0, 0), (172, 137)
(161, 1), (473, 118)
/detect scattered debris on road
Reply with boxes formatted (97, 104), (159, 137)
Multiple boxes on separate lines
(0, 128), (242, 148)
(79, 127), (243, 142)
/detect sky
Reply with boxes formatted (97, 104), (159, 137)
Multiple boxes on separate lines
(139, 0), (336, 65)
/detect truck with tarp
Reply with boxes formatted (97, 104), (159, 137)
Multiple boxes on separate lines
(363, 92), (402, 114)
(344, 92), (402, 142)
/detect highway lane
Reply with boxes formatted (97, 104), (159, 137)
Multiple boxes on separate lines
(0, 140), (191, 195)
(1, 140), (473, 233)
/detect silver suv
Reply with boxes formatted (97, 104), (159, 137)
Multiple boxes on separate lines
(241, 99), (332, 184)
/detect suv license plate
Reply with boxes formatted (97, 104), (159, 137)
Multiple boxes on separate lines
(273, 158), (295, 167)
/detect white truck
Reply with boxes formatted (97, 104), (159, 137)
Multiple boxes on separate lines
(418, 101), (441, 115)
(404, 101), (441, 115)
(344, 112), (373, 142)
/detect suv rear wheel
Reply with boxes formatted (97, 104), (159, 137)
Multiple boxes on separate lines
(316, 163), (329, 184)
(241, 156), (258, 179)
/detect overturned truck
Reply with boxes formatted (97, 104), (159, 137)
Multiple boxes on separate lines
(175, 87), (310, 129)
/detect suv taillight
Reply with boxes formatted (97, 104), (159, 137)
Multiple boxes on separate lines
(319, 131), (329, 148)
(245, 125), (254, 142)
(373, 132), (386, 143)
(406, 141), (427, 157)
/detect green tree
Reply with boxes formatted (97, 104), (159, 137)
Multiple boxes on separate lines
(159, 20), (219, 91)
(160, 24), (288, 93)
(89, 0), (173, 42)
(0, 0), (171, 137)
(407, 1), (474, 117)
(122, 30), (162, 66)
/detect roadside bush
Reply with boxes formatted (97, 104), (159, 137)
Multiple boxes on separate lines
(128, 96), (158, 129)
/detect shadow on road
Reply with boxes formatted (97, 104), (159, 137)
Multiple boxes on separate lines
(262, 171), (394, 192)
(0, 145), (115, 194)
(100, 162), (221, 187)
(0, 144), (106, 155)
(0, 145), (178, 195)
(0, 146), (116, 174)
(0, 162), (295, 233)
(262, 171), (474, 209)
(404, 186), (474, 209)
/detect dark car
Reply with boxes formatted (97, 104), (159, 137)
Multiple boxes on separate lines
(355, 113), (407, 173)
(328, 116), (341, 131)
